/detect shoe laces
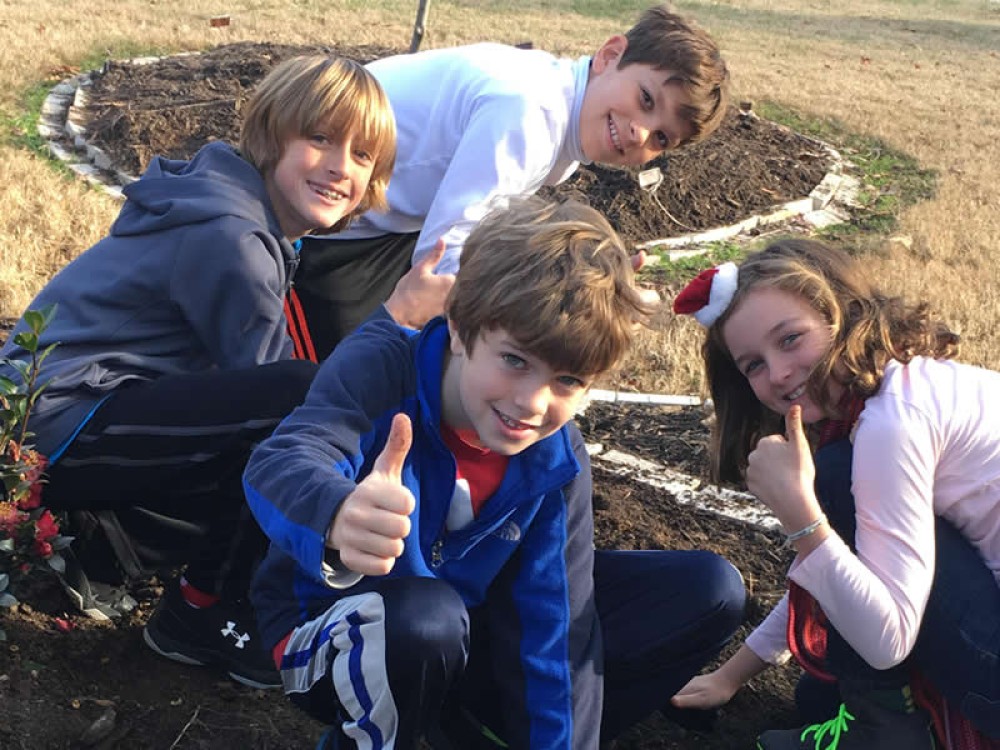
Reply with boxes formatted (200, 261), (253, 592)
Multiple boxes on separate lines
(800, 703), (856, 749)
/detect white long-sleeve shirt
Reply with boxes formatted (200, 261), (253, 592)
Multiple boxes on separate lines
(315, 43), (592, 273)
(747, 357), (1000, 670)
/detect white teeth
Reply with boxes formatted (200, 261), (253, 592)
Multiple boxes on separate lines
(786, 385), (806, 400)
(317, 186), (346, 200)
(498, 411), (534, 430)
(608, 115), (622, 152)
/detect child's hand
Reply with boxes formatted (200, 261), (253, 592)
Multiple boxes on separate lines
(385, 239), (456, 329)
(673, 645), (769, 710)
(671, 671), (738, 710)
(327, 413), (416, 576)
(746, 405), (823, 534)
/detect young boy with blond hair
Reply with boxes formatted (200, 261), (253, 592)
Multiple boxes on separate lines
(0, 54), (396, 689)
(287, 3), (731, 358)
(245, 197), (745, 748)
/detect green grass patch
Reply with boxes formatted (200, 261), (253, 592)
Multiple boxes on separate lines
(640, 239), (759, 287)
(1, 41), (173, 170)
(2, 82), (51, 152)
(755, 100), (937, 239)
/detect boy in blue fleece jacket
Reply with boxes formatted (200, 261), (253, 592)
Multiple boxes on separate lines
(0, 55), (396, 689)
(244, 197), (746, 749)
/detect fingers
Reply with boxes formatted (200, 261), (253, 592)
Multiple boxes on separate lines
(415, 238), (447, 273)
(785, 404), (809, 452)
(372, 413), (412, 483)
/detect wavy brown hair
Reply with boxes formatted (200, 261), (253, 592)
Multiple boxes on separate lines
(446, 197), (654, 379)
(701, 238), (960, 483)
(620, 4), (730, 146)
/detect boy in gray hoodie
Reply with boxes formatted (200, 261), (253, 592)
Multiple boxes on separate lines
(0, 54), (396, 689)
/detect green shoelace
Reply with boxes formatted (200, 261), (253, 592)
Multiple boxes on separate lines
(799, 703), (856, 749)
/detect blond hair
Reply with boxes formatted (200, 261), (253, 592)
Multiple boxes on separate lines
(240, 55), (396, 232)
(446, 198), (653, 378)
(701, 238), (960, 483)
(620, 4), (730, 146)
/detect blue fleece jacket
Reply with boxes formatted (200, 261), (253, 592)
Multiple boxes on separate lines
(244, 316), (604, 749)
(0, 142), (297, 458)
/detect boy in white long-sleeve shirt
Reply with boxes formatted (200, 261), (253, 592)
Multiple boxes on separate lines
(286, 4), (729, 359)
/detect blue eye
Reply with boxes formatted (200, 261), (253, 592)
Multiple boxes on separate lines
(557, 375), (585, 389)
(502, 353), (526, 369)
(744, 360), (762, 377)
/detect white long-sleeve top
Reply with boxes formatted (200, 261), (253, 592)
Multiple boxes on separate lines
(746, 356), (1000, 670)
(315, 43), (592, 273)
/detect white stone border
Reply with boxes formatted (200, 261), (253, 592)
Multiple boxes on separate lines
(587, 442), (779, 533)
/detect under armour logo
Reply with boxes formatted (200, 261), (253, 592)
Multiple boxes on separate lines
(220, 621), (250, 649)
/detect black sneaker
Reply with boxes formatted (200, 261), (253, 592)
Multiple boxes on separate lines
(756, 684), (937, 750)
(143, 579), (280, 690)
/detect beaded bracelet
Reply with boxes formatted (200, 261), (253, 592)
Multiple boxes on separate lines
(783, 514), (827, 548)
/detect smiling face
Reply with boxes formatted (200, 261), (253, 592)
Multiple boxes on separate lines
(722, 286), (839, 424)
(579, 35), (694, 167)
(265, 131), (375, 240)
(441, 326), (592, 456)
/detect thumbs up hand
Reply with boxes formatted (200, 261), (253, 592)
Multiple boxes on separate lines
(327, 413), (416, 576)
(746, 406), (823, 536)
(385, 239), (456, 330)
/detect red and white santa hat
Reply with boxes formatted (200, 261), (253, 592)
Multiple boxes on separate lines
(672, 262), (739, 327)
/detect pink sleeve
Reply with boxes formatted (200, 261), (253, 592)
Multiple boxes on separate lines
(789, 402), (938, 669)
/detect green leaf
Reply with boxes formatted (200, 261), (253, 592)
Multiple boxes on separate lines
(48, 554), (66, 574)
(12, 331), (38, 353)
(36, 341), (60, 368)
(0, 376), (17, 395)
(0, 572), (8, 590)
(5, 358), (31, 384)
(37, 303), (58, 331)
(22, 309), (44, 333)
(0, 538), (14, 552)
(0, 592), (17, 608)
(51, 535), (73, 551)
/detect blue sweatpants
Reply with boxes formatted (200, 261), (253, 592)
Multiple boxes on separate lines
(281, 548), (746, 748)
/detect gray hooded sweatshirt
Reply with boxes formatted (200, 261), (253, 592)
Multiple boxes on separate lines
(0, 142), (298, 458)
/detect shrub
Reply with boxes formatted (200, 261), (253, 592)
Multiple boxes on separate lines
(0, 305), (70, 639)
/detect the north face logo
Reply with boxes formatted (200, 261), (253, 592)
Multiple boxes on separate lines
(492, 520), (521, 542)
(221, 621), (250, 649)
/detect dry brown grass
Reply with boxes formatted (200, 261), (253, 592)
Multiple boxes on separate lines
(1, 0), (998, 395)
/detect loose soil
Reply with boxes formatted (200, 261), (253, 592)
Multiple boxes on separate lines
(0, 42), (823, 749)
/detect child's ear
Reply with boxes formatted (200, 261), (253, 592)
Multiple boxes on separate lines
(592, 35), (628, 75)
(446, 318), (466, 357)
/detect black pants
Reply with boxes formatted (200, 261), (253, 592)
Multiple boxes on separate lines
(43, 361), (317, 597)
(292, 233), (417, 361)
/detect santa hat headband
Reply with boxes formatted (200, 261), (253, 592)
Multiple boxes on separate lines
(672, 262), (739, 327)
